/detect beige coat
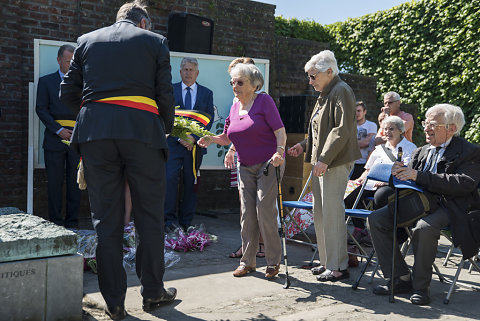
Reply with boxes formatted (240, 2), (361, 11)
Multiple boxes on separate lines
(300, 75), (361, 168)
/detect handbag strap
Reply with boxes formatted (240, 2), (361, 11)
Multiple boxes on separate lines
(381, 144), (397, 162)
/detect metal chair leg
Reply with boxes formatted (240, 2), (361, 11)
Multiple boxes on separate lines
(443, 244), (455, 267)
(353, 249), (375, 290)
(432, 262), (446, 283)
(444, 258), (465, 304)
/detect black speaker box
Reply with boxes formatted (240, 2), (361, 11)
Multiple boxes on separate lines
(167, 12), (214, 54)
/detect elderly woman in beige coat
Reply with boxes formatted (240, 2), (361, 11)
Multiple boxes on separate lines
(288, 50), (360, 282)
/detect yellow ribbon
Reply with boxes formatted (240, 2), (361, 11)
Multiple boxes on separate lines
(55, 120), (76, 128)
(192, 145), (198, 184)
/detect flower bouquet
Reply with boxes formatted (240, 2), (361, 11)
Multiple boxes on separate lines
(170, 107), (214, 141)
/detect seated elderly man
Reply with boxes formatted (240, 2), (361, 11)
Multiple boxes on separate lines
(368, 103), (480, 305)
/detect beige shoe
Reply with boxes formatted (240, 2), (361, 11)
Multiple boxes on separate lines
(233, 265), (256, 277)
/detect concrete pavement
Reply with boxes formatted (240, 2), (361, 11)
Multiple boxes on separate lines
(82, 211), (480, 320)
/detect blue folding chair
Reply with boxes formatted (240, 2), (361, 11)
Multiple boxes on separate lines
(346, 163), (394, 289)
(282, 172), (318, 266)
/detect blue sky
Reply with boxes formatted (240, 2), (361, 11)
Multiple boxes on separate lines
(258, 0), (414, 25)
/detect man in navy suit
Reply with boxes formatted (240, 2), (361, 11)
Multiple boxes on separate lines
(36, 44), (81, 228)
(60, 1), (176, 317)
(165, 57), (214, 231)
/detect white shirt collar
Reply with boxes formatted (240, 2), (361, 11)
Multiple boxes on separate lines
(428, 137), (452, 150)
(58, 69), (65, 80)
(181, 82), (197, 91)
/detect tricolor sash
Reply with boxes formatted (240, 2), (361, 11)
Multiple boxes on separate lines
(94, 96), (159, 115)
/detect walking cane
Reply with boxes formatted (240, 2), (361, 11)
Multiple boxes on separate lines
(264, 160), (291, 289)
(390, 146), (403, 303)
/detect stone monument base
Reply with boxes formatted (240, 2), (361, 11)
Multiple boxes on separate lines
(0, 254), (83, 321)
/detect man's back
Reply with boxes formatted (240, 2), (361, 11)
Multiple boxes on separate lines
(61, 20), (174, 149)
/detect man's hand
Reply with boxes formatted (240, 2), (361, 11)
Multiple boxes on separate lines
(313, 161), (328, 177)
(287, 143), (304, 157)
(58, 128), (72, 140)
(392, 161), (418, 181)
(381, 107), (390, 116)
(374, 135), (387, 145)
(178, 134), (195, 151)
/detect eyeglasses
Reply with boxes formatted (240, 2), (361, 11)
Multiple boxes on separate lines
(384, 100), (399, 105)
(307, 71), (321, 81)
(230, 80), (244, 87)
(421, 121), (448, 130)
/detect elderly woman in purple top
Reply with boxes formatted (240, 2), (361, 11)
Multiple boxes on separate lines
(198, 63), (287, 279)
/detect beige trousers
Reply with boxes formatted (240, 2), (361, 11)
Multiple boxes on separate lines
(238, 161), (284, 267)
(311, 161), (353, 271)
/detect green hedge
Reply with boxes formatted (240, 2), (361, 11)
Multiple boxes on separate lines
(275, 0), (480, 143)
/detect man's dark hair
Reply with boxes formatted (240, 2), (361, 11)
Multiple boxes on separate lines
(356, 101), (367, 111)
(116, 1), (151, 29)
(57, 44), (75, 58)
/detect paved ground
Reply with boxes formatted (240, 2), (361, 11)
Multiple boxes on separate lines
(82, 211), (480, 320)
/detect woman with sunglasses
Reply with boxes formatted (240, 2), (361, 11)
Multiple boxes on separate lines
(288, 50), (360, 282)
(198, 63), (286, 279)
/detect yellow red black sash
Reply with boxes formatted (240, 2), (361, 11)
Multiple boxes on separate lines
(174, 109), (211, 126)
(94, 96), (159, 115)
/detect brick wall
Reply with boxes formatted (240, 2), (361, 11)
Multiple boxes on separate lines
(0, 0), (377, 220)
(272, 36), (329, 105)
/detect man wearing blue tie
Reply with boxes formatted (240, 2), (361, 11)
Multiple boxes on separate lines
(165, 57), (214, 231)
(36, 44), (81, 228)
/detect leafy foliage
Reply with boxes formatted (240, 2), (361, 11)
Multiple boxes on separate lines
(275, 0), (480, 143)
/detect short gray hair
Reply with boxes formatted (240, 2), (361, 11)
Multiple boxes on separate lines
(180, 57), (199, 70)
(383, 115), (405, 134)
(116, 1), (151, 29)
(230, 63), (264, 91)
(384, 91), (401, 102)
(426, 104), (465, 136)
(304, 50), (339, 76)
(57, 44), (74, 58)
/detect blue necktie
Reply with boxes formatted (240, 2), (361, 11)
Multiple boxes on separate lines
(185, 87), (192, 110)
(423, 146), (442, 172)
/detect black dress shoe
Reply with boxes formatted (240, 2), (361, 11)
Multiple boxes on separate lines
(105, 305), (127, 320)
(373, 277), (412, 295)
(143, 287), (177, 311)
(410, 288), (430, 305)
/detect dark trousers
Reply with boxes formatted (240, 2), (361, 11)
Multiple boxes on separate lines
(80, 139), (167, 307)
(344, 185), (394, 229)
(164, 138), (203, 227)
(44, 148), (81, 227)
(368, 205), (449, 289)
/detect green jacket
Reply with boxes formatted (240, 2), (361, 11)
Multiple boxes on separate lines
(300, 75), (361, 168)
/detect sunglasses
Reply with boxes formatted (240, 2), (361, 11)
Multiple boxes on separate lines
(230, 80), (244, 87)
(307, 71), (320, 81)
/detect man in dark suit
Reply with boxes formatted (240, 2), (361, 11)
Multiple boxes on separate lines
(369, 104), (480, 305)
(36, 44), (81, 228)
(60, 1), (176, 319)
(165, 57), (214, 231)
